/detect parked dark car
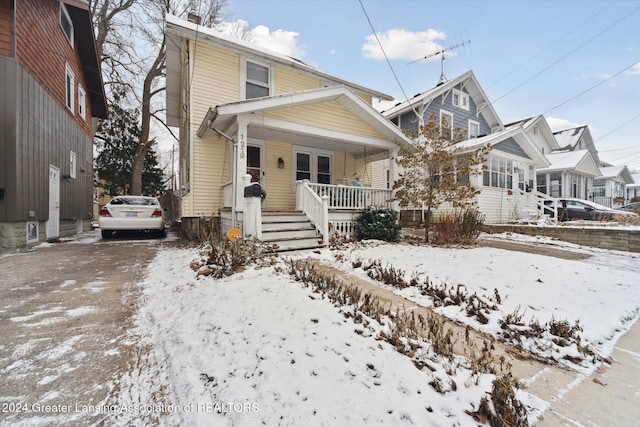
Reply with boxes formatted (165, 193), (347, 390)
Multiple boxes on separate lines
(556, 198), (639, 221)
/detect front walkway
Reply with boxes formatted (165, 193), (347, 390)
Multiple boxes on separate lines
(307, 246), (640, 426)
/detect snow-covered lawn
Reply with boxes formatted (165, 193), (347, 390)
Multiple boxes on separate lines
(114, 234), (640, 426)
(305, 234), (640, 366)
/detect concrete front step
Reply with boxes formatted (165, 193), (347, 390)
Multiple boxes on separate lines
(270, 237), (324, 252)
(263, 228), (318, 241)
(262, 221), (314, 232)
(261, 211), (324, 252)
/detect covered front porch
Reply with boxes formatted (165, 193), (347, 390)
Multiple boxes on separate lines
(198, 86), (414, 248)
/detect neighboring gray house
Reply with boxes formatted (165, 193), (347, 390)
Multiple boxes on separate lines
(0, 0), (107, 253)
(377, 70), (551, 224)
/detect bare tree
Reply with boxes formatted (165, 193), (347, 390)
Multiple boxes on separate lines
(394, 114), (491, 242)
(90, 0), (228, 195)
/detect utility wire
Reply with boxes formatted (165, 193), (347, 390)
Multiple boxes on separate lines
(594, 111), (640, 143)
(543, 60), (640, 114)
(357, 0), (421, 119)
(485, 1), (618, 91)
(490, 4), (640, 105)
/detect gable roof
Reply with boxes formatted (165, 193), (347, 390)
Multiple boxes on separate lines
(505, 115), (560, 150)
(380, 70), (503, 132)
(61, 0), (108, 118)
(552, 125), (600, 164)
(538, 149), (601, 177)
(197, 85), (416, 158)
(595, 165), (635, 184)
(455, 127), (549, 166)
(166, 14), (393, 126)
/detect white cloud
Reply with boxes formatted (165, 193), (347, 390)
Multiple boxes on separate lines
(546, 117), (582, 132)
(627, 62), (640, 75)
(362, 28), (447, 61)
(218, 20), (306, 59)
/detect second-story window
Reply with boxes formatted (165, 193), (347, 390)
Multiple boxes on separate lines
(246, 61), (270, 99)
(468, 120), (480, 138)
(65, 64), (75, 112)
(60, 4), (74, 48)
(78, 85), (86, 119)
(440, 110), (453, 140)
(452, 88), (469, 111)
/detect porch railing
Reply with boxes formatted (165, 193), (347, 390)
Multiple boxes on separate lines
(307, 183), (393, 210)
(515, 188), (558, 222)
(296, 180), (329, 246)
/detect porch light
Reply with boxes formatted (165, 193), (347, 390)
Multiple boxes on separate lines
(278, 157), (285, 169)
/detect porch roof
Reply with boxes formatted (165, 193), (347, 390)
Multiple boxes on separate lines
(455, 127), (550, 166)
(594, 165), (635, 184)
(538, 149), (602, 177)
(197, 86), (416, 160)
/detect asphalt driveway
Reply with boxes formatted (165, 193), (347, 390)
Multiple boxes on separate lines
(0, 231), (179, 426)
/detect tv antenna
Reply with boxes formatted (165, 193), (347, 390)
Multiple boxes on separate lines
(408, 39), (471, 85)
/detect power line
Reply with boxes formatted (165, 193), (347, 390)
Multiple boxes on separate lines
(357, 0), (420, 119)
(599, 144), (640, 153)
(594, 111), (640, 143)
(485, 1), (617, 91)
(490, 4), (640, 106)
(543, 60), (640, 114)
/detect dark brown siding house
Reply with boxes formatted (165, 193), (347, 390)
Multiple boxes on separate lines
(0, 0), (107, 253)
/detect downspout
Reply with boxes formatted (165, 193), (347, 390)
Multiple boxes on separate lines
(205, 115), (239, 227)
(11, 0), (16, 57)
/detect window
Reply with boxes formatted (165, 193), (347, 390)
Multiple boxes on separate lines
(452, 89), (469, 111)
(296, 152), (311, 181)
(533, 126), (539, 135)
(550, 173), (562, 197)
(317, 155), (331, 184)
(468, 120), (480, 138)
(570, 173), (582, 198)
(294, 148), (332, 185)
(245, 60), (270, 99)
(78, 85), (86, 119)
(440, 110), (453, 140)
(70, 151), (77, 179)
(537, 174), (547, 194)
(482, 155), (513, 189)
(65, 64), (75, 112)
(60, 4), (74, 48)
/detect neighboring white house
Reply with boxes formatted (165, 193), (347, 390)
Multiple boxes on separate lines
(626, 174), (640, 203)
(593, 165), (635, 207)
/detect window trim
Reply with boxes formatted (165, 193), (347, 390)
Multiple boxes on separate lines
(452, 88), (469, 111)
(77, 84), (86, 119)
(440, 109), (453, 139)
(482, 154), (514, 189)
(242, 58), (271, 100)
(468, 119), (480, 138)
(59, 3), (74, 48)
(292, 146), (333, 189)
(70, 151), (77, 179)
(65, 64), (75, 113)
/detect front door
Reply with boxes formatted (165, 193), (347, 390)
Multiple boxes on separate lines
(247, 145), (262, 184)
(46, 165), (60, 241)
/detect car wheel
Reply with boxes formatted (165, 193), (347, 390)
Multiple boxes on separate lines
(101, 230), (112, 239)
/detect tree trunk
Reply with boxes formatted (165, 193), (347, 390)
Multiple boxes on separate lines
(424, 207), (431, 243)
(130, 38), (165, 195)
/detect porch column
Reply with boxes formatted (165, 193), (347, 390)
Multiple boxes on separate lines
(234, 118), (249, 213)
(388, 148), (400, 211)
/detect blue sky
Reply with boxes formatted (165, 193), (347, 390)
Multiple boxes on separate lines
(222, 0), (640, 170)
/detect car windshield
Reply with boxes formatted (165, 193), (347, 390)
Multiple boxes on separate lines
(110, 197), (158, 206)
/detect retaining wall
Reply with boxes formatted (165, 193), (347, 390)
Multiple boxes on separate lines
(483, 224), (640, 253)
